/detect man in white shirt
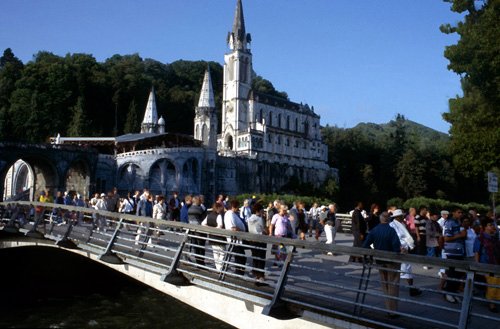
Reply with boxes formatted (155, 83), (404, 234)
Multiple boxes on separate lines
(223, 199), (247, 275)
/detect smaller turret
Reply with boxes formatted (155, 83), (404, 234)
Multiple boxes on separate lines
(194, 68), (218, 149)
(141, 87), (159, 134)
(158, 116), (165, 134)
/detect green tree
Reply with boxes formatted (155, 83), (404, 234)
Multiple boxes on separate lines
(441, 0), (500, 176)
(8, 52), (74, 142)
(124, 99), (140, 134)
(396, 148), (427, 198)
(67, 97), (90, 136)
(0, 48), (24, 140)
(252, 76), (288, 100)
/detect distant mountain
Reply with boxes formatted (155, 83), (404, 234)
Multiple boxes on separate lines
(350, 119), (449, 149)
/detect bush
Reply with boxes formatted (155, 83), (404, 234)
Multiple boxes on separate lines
(386, 197), (404, 209)
(231, 193), (333, 209)
(402, 197), (491, 215)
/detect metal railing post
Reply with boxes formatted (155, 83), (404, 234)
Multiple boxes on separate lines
(2, 206), (20, 234)
(262, 245), (294, 316)
(98, 218), (124, 264)
(55, 216), (78, 249)
(161, 229), (190, 285)
(354, 255), (373, 316)
(218, 238), (236, 282)
(458, 271), (475, 329)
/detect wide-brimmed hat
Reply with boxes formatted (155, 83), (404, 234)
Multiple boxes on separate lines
(391, 209), (404, 218)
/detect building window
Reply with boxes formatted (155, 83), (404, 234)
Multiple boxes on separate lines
(286, 116), (290, 130)
(278, 114), (281, 128)
(269, 112), (273, 126)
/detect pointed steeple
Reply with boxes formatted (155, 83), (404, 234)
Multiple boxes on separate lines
(195, 68), (218, 149)
(233, 0), (246, 42)
(228, 0), (251, 51)
(141, 87), (159, 133)
(198, 68), (215, 108)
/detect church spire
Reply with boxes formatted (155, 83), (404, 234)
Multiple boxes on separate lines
(141, 86), (159, 133)
(198, 67), (215, 108)
(194, 68), (218, 149)
(228, 0), (251, 51)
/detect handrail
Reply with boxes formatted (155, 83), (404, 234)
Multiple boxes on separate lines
(1, 201), (499, 329)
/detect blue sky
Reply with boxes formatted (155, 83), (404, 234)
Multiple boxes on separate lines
(0, 0), (463, 133)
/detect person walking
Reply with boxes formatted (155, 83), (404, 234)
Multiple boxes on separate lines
(201, 202), (226, 271)
(247, 203), (268, 284)
(223, 200), (247, 275)
(188, 196), (207, 266)
(442, 207), (467, 304)
(390, 209), (422, 297)
(350, 202), (367, 262)
(474, 218), (500, 312)
(363, 211), (401, 318)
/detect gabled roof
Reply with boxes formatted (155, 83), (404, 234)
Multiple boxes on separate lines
(250, 90), (320, 118)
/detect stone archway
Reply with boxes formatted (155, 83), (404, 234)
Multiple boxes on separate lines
(2, 157), (58, 201)
(117, 163), (143, 193)
(65, 160), (91, 198)
(149, 159), (177, 196)
(3, 159), (34, 201)
(181, 158), (199, 194)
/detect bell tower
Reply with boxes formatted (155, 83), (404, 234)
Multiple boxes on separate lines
(220, 0), (253, 151)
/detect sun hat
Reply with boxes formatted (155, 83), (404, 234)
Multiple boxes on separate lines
(391, 209), (404, 217)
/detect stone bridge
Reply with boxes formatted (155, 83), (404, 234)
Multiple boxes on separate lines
(0, 142), (99, 201)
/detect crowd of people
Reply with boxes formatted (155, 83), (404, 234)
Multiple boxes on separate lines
(359, 203), (500, 316)
(2, 190), (499, 313)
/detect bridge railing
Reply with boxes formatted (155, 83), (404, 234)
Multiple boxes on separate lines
(1, 201), (499, 329)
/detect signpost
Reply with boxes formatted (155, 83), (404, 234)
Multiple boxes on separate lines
(488, 172), (498, 193)
(488, 172), (497, 223)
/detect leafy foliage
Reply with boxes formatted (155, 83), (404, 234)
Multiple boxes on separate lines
(0, 50), (234, 141)
(441, 0), (500, 176)
(321, 114), (490, 211)
(233, 193), (333, 209)
(252, 76), (288, 100)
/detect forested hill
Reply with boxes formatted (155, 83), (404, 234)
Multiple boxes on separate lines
(320, 115), (487, 208)
(0, 49), (287, 143)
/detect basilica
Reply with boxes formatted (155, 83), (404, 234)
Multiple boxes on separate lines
(52, 0), (334, 203)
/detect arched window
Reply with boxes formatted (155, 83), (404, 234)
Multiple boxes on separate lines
(225, 135), (234, 150)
